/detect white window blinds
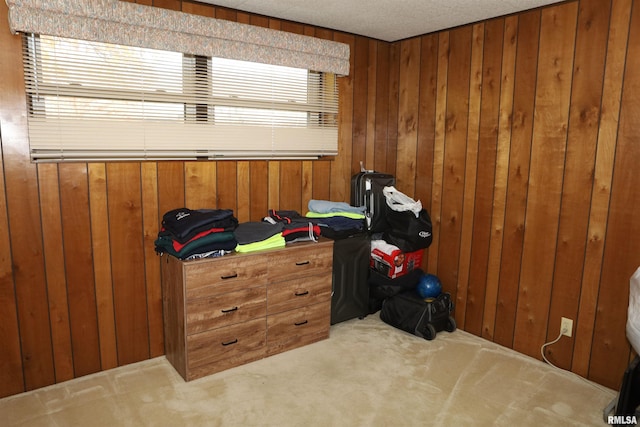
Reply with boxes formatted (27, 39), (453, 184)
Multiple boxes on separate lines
(22, 34), (339, 161)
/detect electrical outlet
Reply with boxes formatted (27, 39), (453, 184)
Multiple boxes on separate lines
(561, 317), (573, 338)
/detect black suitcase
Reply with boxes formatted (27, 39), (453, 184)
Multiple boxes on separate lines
(350, 167), (395, 233)
(330, 233), (371, 324)
(380, 290), (456, 340)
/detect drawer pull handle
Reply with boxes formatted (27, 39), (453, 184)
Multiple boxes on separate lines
(295, 291), (309, 297)
(294, 320), (308, 326)
(221, 306), (238, 313)
(220, 273), (238, 280)
(295, 261), (310, 266)
(221, 339), (238, 346)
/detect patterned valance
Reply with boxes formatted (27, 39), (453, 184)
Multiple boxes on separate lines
(5, 0), (350, 76)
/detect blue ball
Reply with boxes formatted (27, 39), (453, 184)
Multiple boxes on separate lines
(417, 273), (442, 299)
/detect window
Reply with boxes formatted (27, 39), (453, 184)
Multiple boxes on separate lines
(22, 34), (339, 162)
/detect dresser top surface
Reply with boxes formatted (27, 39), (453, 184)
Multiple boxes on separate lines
(170, 237), (334, 266)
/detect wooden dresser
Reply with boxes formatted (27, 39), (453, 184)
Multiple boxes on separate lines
(161, 239), (334, 381)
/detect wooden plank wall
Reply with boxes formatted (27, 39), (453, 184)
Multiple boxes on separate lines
(0, 0), (638, 397)
(392, 0), (640, 390)
(0, 0), (373, 398)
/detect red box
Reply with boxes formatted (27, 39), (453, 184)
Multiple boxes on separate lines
(370, 247), (423, 279)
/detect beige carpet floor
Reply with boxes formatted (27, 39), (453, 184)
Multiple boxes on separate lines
(0, 313), (617, 426)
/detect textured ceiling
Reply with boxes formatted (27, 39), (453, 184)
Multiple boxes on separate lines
(198, 0), (566, 42)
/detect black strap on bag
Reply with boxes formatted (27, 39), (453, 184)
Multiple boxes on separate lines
(368, 268), (424, 314)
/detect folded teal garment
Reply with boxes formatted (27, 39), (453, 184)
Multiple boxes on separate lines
(308, 199), (366, 215)
(235, 233), (285, 253)
(305, 211), (365, 220)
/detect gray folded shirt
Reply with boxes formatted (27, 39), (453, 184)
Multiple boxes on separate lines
(233, 221), (284, 245)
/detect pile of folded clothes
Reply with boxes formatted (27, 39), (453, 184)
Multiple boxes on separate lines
(263, 209), (321, 243)
(234, 220), (285, 253)
(305, 199), (366, 239)
(156, 202), (366, 258)
(155, 208), (238, 260)
(234, 209), (321, 253)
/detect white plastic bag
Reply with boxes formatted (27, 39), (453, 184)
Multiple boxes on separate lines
(627, 266), (640, 354)
(382, 186), (422, 217)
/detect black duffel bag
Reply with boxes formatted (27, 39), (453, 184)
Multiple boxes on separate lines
(380, 290), (456, 340)
(382, 187), (432, 252)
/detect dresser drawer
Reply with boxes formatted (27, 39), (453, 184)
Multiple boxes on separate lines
(266, 302), (330, 356)
(186, 317), (266, 379)
(267, 273), (331, 315)
(186, 286), (267, 335)
(184, 255), (268, 299)
(268, 243), (333, 282)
